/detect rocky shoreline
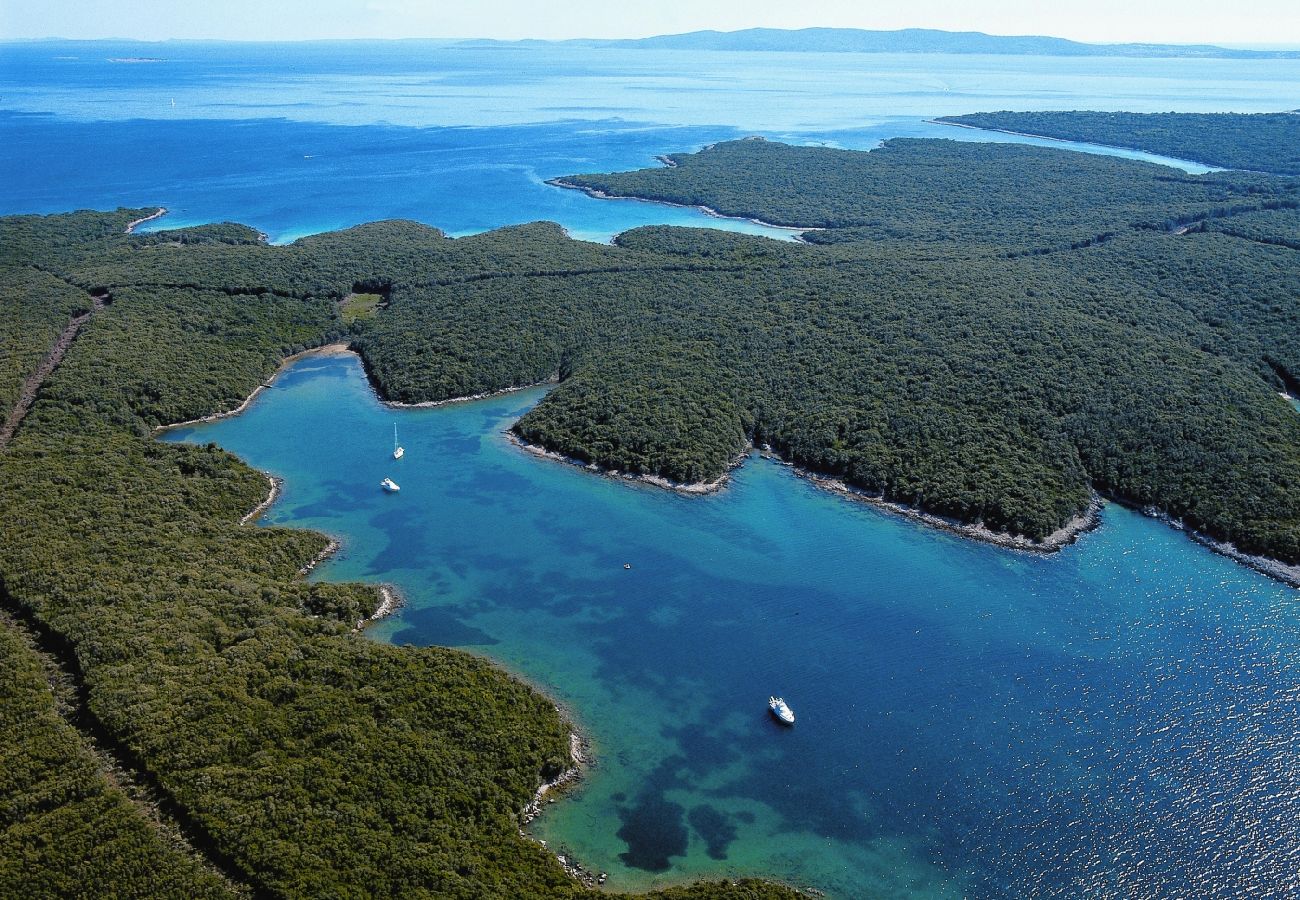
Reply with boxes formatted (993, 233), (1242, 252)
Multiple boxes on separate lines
(800, 468), (1104, 554)
(123, 207), (168, 233)
(155, 342), (353, 432)
(521, 728), (607, 887)
(1131, 508), (1300, 588)
(299, 538), (340, 576)
(380, 375), (558, 410)
(508, 432), (744, 495)
(240, 474), (283, 526)
(206, 348), (1297, 586)
(357, 584), (403, 631)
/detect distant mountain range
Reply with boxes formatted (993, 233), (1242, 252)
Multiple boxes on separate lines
(460, 27), (1300, 59)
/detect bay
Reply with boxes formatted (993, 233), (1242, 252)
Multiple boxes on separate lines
(14, 38), (1300, 897)
(164, 354), (1300, 898)
(4, 41), (1294, 242)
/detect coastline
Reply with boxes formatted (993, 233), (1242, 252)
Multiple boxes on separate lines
(507, 431), (742, 495)
(145, 332), (1300, 894)
(1132, 508), (1300, 589)
(508, 433), (1299, 583)
(799, 467), (1104, 554)
(299, 538), (340, 576)
(240, 474), (282, 526)
(927, 120), (1224, 172)
(124, 207), (168, 234)
(186, 343), (1299, 587)
(520, 715), (600, 886)
(152, 342), (602, 885)
(154, 342), (353, 433)
(356, 584), (403, 630)
(380, 375), (558, 410)
(546, 178), (819, 241)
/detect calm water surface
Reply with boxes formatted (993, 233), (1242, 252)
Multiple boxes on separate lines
(165, 355), (1300, 899)
(4, 41), (1292, 241)
(20, 40), (1300, 896)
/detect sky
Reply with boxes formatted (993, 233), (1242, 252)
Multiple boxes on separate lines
(1, 0), (1297, 45)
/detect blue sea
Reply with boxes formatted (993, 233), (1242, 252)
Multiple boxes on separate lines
(3, 40), (1290, 241)
(9, 38), (1300, 898)
(165, 356), (1300, 899)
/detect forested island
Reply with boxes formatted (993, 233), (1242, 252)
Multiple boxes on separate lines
(2, 116), (1300, 896)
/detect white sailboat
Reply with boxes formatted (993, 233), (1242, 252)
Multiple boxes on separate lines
(392, 423), (404, 459)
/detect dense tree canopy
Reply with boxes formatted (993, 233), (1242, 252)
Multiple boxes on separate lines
(2, 115), (1300, 897)
(937, 111), (1300, 176)
(373, 138), (1300, 558)
(0, 212), (801, 898)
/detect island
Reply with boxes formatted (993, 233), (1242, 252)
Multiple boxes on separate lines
(2, 114), (1299, 896)
(461, 27), (1300, 59)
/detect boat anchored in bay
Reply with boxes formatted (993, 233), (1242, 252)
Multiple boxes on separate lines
(381, 477), (400, 493)
(768, 696), (795, 726)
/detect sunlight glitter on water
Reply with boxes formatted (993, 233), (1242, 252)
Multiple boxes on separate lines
(165, 354), (1300, 898)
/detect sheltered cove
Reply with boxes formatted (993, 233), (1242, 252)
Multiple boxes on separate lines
(5, 112), (1300, 896)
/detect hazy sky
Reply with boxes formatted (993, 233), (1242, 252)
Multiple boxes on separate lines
(2, 0), (1297, 45)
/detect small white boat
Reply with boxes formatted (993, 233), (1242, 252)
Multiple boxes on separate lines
(392, 423), (404, 460)
(768, 696), (795, 726)
(381, 478), (400, 493)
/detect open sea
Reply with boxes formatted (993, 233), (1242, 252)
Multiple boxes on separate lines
(8, 38), (1299, 898)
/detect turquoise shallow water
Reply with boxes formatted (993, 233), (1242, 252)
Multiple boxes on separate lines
(3, 41), (1290, 242)
(165, 354), (1300, 899)
(18, 39), (1300, 896)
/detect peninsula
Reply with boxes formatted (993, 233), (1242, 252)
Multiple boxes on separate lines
(2, 112), (1299, 896)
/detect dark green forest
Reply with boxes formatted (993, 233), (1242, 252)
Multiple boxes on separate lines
(464, 138), (1300, 557)
(937, 111), (1300, 176)
(2, 120), (1300, 897)
(0, 212), (801, 898)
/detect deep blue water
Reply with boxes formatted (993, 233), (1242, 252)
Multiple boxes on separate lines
(4, 40), (1292, 242)
(165, 355), (1300, 898)
(14, 39), (1300, 897)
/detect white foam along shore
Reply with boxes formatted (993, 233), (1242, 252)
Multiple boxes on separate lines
(124, 207), (168, 233)
(546, 177), (820, 241)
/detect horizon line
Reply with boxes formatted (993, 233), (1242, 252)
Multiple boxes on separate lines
(2, 27), (1299, 51)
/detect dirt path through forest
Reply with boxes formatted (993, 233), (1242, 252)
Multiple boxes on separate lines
(0, 292), (107, 450)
